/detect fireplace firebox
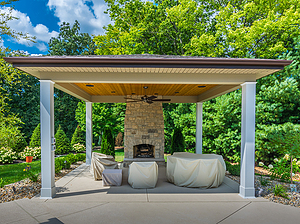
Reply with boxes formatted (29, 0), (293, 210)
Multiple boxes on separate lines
(134, 144), (155, 158)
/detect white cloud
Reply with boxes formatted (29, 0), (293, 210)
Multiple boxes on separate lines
(0, 7), (58, 52)
(47, 0), (111, 35)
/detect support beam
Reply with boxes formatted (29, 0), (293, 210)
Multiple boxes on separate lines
(239, 82), (256, 198)
(86, 102), (93, 165)
(196, 102), (203, 154)
(40, 80), (56, 199)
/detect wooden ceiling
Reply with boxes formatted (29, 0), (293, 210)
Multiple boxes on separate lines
(74, 83), (217, 96)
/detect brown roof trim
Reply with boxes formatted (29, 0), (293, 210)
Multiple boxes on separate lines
(4, 56), (292, 68)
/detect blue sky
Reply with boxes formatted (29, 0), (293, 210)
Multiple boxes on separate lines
(1, 0), (111, 55)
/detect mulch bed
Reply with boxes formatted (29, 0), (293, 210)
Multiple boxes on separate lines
(0, 161), (83, 203)
(226, 167), (300, 209)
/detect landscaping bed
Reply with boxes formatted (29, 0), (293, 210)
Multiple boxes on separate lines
(0, 161), (83, 203)
(226, 168), (300, 208)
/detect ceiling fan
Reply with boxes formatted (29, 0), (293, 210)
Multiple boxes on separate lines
(124, 86), (171, 104)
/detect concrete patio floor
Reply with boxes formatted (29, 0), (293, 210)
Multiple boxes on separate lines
(1, 163), (299, 224)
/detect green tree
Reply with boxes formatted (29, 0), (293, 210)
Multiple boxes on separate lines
(29, 123), (40, 148)
(94, 0), (208, 55)
(48, 20), (95, 55)
(100, 127), (115, 157)
(71, 125), (85, 146)
(187, 0), (300, 58)
(170, 127), (185, 154)
(75, 102), (126, 145)
(54, 126), (72, 155)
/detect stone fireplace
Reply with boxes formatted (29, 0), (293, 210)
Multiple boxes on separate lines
(123, 96), (165, 166)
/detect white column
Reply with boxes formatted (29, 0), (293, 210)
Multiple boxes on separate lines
(86, 102), (93, 165)
(40, 80), (56, 199)
(239, 82), (256, 198)
(196, 102), (203, 154)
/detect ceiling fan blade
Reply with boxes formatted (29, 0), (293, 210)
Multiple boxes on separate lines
(152, 99), (171, 101)
(147, 95), (157, 100)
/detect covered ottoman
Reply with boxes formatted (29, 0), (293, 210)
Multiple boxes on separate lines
(128, 162), (158, 189)
(102, 169), (122, 186)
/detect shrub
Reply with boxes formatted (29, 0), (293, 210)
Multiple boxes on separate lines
(55, 157), (71, 173)
(100, 127), (115, 157)
(170, 127), (185, 154)
(71, 125), (85, 146)
(29, 123), (41, 148)
(225, 161), (240, 176)
(0, 147), (17, 164)
(75, 153), (86, 162)
(115, 132), (123, 147)
(72, 143), (86, 153)
(12, 134), (28, 154)
(18, 146), (41, 160)
(66, 153), (77, 164)
(55, 126), (72, 155)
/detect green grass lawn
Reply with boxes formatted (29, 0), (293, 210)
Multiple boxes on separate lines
(0, 160), (41, 186)
(0, 154), (85, 187)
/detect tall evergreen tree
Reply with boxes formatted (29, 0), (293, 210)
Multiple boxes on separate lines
(54, 125), (72, 155)
(29, 123), (41, 148)
(100, 127), (115, 157)
(71, 125), (85, 146)
(170, 127), (185, 154)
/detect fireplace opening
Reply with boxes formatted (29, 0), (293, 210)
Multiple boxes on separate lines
(133, 144), (155, 158)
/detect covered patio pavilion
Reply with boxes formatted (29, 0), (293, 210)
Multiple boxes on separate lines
(4, 55), (291, 199)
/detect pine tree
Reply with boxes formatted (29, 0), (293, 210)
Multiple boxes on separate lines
(71, 125), (85, 146)
(170, 127), (185, 154)
(100, 127), (115, 157)
(29, 123), (41, 148)
(55, 125), (72, 155)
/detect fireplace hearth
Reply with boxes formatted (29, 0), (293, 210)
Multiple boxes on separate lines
(134, 144), (154, 158)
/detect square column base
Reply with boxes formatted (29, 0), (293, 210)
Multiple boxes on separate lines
(40, 186), (56, 199)
(239, 185), (255, 198)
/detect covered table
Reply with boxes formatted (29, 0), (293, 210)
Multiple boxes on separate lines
(167, 152), (226, 188)
(128, 162), (158, 189)
(90, 152), (118, 180)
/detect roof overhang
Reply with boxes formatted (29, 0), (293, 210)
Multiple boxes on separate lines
(4, 55), (292, 103)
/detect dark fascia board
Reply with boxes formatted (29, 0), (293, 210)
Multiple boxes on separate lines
(4, 56), (292, 69)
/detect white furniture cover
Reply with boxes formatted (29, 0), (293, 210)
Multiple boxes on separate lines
(102, 169), (122, 186)
(128, 162), (158, 189)
(90, 152), (118, 180)
(167, 152), (226, 188)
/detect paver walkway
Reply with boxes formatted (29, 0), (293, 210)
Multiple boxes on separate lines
(0, 164), (299, 224)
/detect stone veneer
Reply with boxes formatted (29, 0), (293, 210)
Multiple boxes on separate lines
(123, 96), (165, 166)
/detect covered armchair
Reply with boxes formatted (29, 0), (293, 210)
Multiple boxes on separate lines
(90, 152), (118, 180)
